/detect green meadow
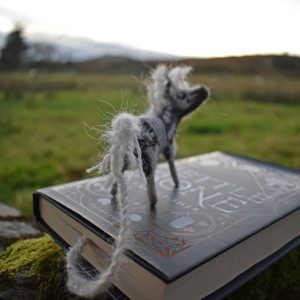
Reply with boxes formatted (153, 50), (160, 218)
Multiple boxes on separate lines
(0, 71), (300, 299)
(1, 72), (300, 214)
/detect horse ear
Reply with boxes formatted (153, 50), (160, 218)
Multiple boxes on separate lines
(180, 66), (193, 79)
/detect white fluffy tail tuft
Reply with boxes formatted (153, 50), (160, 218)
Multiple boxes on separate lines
(66, 112), (145, 298)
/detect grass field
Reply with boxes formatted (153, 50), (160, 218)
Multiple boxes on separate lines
(1, 71), (300, 214)
(0, 71), (300, 299)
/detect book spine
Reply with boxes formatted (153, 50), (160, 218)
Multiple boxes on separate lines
(32, 192), (70, 249)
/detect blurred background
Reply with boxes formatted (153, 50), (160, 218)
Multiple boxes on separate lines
(0, 0), (300, 298)
(1, 0), (300, 214)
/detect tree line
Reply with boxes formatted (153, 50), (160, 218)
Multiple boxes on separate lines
(0, 25), (71, 71)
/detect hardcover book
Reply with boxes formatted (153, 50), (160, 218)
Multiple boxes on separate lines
(33, 152), (300, 300)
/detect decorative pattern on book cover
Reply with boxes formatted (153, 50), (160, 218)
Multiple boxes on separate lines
(36, 152), (300, 281)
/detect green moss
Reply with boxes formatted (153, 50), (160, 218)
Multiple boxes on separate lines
(0, 231), (298, 300)
(0, 234), (65, 299)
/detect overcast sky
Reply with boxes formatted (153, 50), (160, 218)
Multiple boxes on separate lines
(0, 0), (299, 57)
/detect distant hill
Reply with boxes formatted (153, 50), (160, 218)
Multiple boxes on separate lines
(1, 31), (299, 75)
(185, 55), (300, 75)
(75, 54), (300, 76)
(75, 56), (151, 74)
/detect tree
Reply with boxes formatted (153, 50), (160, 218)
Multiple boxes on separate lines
(0, 25), (27, 70)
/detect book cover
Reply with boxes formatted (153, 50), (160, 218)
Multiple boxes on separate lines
(34, 151), (300, 298)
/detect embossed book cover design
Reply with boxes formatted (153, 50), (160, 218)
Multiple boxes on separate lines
(36, 152), (300, 281)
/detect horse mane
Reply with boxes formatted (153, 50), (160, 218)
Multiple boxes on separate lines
(146, 65), (193, 114)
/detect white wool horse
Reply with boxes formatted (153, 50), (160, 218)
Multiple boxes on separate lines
(66, 65), (210, 298)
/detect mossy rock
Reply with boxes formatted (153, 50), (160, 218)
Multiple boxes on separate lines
(0, 234), (299, 299)
(0, 234), (66, 299)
